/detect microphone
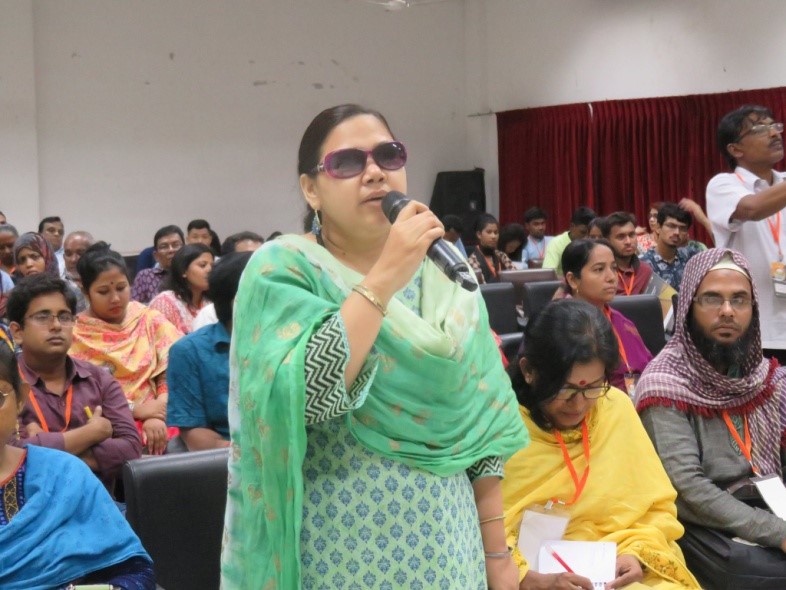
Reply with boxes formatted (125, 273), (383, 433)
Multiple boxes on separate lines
(381, 191), (478, 292)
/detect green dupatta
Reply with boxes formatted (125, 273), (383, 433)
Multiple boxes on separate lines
(220, 235), (529, 590)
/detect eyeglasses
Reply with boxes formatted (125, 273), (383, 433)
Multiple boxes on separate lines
(156, 241), (183, 252)
(662, 222), (689, 233)
(693, 294), (752, 311)
(24, 311), (76, 326)
(553, 380), (610, 402)
(737, 122), (784, 141)
(312, 141), (407, 179)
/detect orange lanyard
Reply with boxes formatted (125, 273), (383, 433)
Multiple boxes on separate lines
(19, 368), (74, 433)
(603, 306), (630, 371)
(617, 269), (635, 296)
(721, 411), (760, 475)
(552, 420), (590, 506)
(736, 171), (783, 260)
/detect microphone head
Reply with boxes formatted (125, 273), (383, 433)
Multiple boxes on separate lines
(381, 191), (409, 223)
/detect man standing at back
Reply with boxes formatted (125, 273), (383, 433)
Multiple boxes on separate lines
(706, 105), (786, 361)
(602, 211), (653, 296)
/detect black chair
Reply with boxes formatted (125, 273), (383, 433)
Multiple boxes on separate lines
(609, 294), (667, 355)
(480, 282), (523, 363)
(498, 268), (558, 306)
(522, 280), (562, 322)
(123, 449), (229, 590)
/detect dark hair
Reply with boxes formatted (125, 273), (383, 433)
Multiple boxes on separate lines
(208, 252), (253, 326)
(601, 211), (636, 238)
(267, 231), (282, 241)
(570, 206), (596, 227)
(523, 207), (548, 224)
(163, 243), (214, 304)
(187, 219), (211, 232)
(221, 231), (264, 256)
(38, 216), (62, 233)
(561, 238), (614, 294)
(475, 213), (499, 233)
(7, 274), (77, 325)
(441, 214), (463, 233)
(0, 342), (21, 402)
(153, 225), (184, 249)
(657, 202), (692, 228)
(509, 299), (618, 430)
(76, 241), (129, 292)
(209, 229), (221, 255)
(649, 201), (666, 213)
(588, 216), (606, 236)
(499, 223), (527, 259)
(0, 224), (19, 237)
(717, 105), (774, 169)
(298, 104), (393, 177)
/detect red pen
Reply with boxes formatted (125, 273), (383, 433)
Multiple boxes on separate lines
(546, 545), (576, 574)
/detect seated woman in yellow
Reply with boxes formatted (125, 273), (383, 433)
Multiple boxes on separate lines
(503, 299), (698, 590)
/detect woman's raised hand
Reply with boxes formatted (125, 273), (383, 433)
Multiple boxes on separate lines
(365, 200), (444, 302)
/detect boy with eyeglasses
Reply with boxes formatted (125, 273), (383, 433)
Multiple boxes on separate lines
(707, 104), (786, 362)
(639, 202), (699, 291)
(131, 224), (184, 304)
(6, 274), (141, 493)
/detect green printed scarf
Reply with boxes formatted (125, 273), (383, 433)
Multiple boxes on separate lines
(220, 235), (529, 590)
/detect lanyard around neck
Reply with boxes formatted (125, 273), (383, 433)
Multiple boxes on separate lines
(602, 306), (630, 371)
(617, 268), (635, 296)
(529, 237), (545, 258)
(552, 419), (590, 506)
(19, 368), (74, 434)
(721, 410), (760, 475)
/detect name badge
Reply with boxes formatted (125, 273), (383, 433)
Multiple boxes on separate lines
(517, 503), (570, 571)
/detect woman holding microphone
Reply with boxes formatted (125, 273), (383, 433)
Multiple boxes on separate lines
(220, 104), (528, 590)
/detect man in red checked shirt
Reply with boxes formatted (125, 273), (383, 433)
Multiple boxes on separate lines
(600, 211), (653, 296)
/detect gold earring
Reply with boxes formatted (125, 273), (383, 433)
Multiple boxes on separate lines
(14, 420), (20, 440)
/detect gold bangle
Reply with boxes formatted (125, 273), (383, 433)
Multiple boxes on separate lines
(352, 284), (387, 317)
(479, 514), (505, 525)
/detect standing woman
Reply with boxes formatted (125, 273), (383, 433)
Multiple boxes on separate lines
(468, 213), (515, 284)
(149, 243), (213, 334)
(562, 239), (653, 396)
(71, 242), (183, 455)
(221, 104), (528, 590)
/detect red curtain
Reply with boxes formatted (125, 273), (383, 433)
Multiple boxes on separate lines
(497, 86), (786, 244)
(497, 104), (594, 228)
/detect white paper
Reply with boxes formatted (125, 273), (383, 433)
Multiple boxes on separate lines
(753, 474), (786, 519)
(538, 541), (617, 589)
(516, 509), (570, 571)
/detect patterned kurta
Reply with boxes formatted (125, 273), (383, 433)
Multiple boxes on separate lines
(298, 270), (500, 588)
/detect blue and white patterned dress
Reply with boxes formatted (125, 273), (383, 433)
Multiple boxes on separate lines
(299, 269), (501, 589)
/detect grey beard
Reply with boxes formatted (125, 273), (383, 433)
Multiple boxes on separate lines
(689, 319), (754, 372)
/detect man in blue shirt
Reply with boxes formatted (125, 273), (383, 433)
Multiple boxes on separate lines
(167, 251), (252, 450)
(640, 202), (700, 292)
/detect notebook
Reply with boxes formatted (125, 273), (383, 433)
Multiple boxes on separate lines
(538, 541), (616, 589)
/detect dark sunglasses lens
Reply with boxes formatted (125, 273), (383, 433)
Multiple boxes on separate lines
(373, 142), (407, 170)
(324, 149), (368, 179)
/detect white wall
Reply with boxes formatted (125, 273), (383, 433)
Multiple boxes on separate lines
(26, 0), (468, 252)
(9, 0), (786, 248)
(0, 0), (40, 232)
(473, 0), (786, 214)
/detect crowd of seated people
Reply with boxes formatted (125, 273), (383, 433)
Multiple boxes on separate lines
(5, 101), (786, 589)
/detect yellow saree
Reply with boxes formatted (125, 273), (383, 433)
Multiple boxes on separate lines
(503, 388), (699, 589)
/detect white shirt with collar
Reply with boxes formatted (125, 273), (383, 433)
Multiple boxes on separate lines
(706, 165), (786, 349)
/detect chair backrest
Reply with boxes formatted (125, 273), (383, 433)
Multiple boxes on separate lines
(498, 268), (558, 304)
(123, 448), (229, 590)
(480, 282), (520, 334)
(522, 280), (562, 322)
(609, 294), (667, 355)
